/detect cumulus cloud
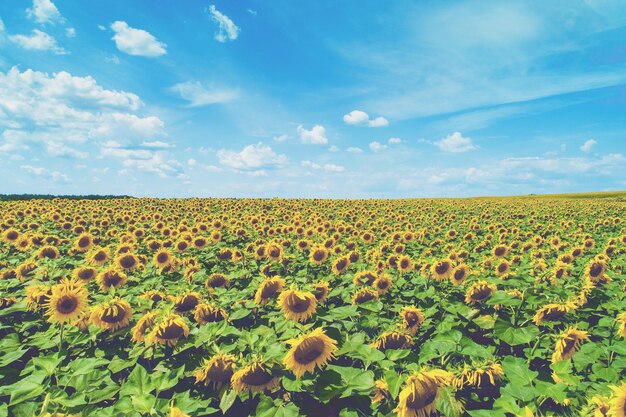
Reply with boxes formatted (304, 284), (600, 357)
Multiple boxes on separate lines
(110, 21), (166, 57)
(217, 143), (287, 170)
(0, 67), (165, 160)
(580, 139), (597, 153)
(101, 141), (182, 178)
(273, 134), (289, 142)
(9, 29), (66, 54)
(302, 160), (345, 172)
(369, 141), (388, 152)
(27, 0), (63, 25)
(208, 5), (240, 42)
(343, 110), (389, 127)
(170, 81), (238, 106)
(435, 132), (477, 153)
(388, 137), (402, 144)
(297, 124), (328, 145)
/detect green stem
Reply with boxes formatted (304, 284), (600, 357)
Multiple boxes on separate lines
(59, 323), (65, 352)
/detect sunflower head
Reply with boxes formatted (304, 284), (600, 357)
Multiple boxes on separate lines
(464, 281), (497, 305)
(115, 253), (141, 271)
(193, 353), (237, 387)
(231, 361), (279, 393)
(146, 313), (190, 346)
(254, 277), (285, 306)
(278, 288), (317, 322)
(312, 281), (330, 303)
(194, 303), (228, 325)
(353, 270), (377, 286)
(173, 291), (202, 313)
(451, 264), (469, 286)
(400, 306), (425, 335)
(283, 327), (338, 378)
(331, 256), (351, 275)
(395, 369), (453, 417)
(46, 279), (89, 324)
(96, 268), (128, 291)
(371, 330), (413, 351)
(551, 327), (588, 363)
(205, 273), (229, 290)
(72, 266), (97, 282)
(352, 288), (379, 305)
(431, 259), (453, 281)
(90, 298), (133, 331)
(453, 362), (504, 389)
(533, 302), (576, 326)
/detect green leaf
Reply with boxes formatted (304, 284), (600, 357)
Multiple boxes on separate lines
(219, 389), (237, 414)
(502, 356), (538, 386)
(6, 373), (46, 406)
(0, 348), (28, 367)
(494, 320), (539, 346)
(436, 386), (464, 417)
(31, 354), (62, 376)
(120, 364), (153, 397)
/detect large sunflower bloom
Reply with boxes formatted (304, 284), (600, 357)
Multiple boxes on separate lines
(278, 288), (317, 322)
(46, 279), (89, 324)
(283, 328), (337, 378)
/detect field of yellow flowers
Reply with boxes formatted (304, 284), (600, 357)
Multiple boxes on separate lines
(1, 196), (625, 417)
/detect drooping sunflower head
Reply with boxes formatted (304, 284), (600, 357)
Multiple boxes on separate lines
(193, 353), (237, 387)
(495, 259), (511, 277)
(430, 259), (453, 281)
(90, 298), (133, 331)
(16, 261), (37, 281)
(371, 330), (413, 351)
(464, 281), (497, 305)
(205, 273), (229, 290)
(395, 369), (453, 417)
(400, 306), (425, 335)
(173, 291), (202, 313)
(331, 256), (351, 275)
(131, 311), (159, 343)
(283, 327), (338, 378)
(312, 280), (330, 303)
(453, 362), (504, 389)
(277, 288), (317, 322)
(353, 270), (377, 286)
(352, 288), (379, 305)
(0, 297), (18, 309)
(96, 268), (128, 291)
(533, 302), (576, 326)
(231, 361), (279, 393)
(373, 274), (393, 294)
(617, 312), (626, 339)
(46, 279), (89, 324)
(194, 303), (228, 325)
(146, 313), (190, 346)
(372, 379), (390, 403)
(254, 277), (285, 305)
(551, 327), (589, 363)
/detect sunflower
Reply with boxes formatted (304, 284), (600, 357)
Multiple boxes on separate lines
(131, 311), (159, 343)
(254, 277), (285, 306)
(352, 288), (379, 305)
(46, 279), (89, 324)
(331, 256), (351, 275)
(353, 270), (377, 286)
(37, 245), (60, 260)
(609, 383), (626, 417)
(72, 266), (97, 282)
(551, 327), (588, 363)
(451, 264), (469, 286)
(278, 288), (317, 322)
(430, 259), (453, 281)
(397, 255), (414, 273)
(0, 297), (18, 309)
(453, 362), (504, 389)
(115, 253), (141, 272)
(87, 247), (110, 266)
(395, 369), (453, 417)
(1, 228), (20, 244)
(173, 291), (202, 313)
(146, 313), (190, 346)
(194, 303), (228, 325)
(533, 302), (576, 326)
(617, 312), (626, 338)
(373, 274), (393, 294)
(495, 259), (511, 277)
(16, 261), (37, 281)
(400, 306), (425, 335)
(312, 281), (330, 303)
(96, 268), (128, 291)
(205, 273), (229, 290)
(231, 361), (279, 393)
(372, 379), (390, 403)
(266, 243), (283, 262)
(25, 284), (52, 311)
(585, 259), (609, 285)
(193, 353), (237, 387)
(73, 233), (94, 252)
(91, 298), (133, 331)
(465, 281), (497, 305)
(283, 327), (338, 378)
(371, 330), (413, 350)
(309, 245), (330, 266)
(153, 249), (176, 270)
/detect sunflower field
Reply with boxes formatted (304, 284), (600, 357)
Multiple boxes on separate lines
(1, 197), (626, 417)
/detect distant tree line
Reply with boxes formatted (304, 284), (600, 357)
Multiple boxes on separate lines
(0, 194), (133, 201)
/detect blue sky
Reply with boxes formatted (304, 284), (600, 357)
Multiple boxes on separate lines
(1, 0), (626, 198)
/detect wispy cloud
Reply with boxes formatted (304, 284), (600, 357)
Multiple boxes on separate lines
(110, 21), (166, 57)
(208, 5), (240, 42)
(170, 81), (238, 106)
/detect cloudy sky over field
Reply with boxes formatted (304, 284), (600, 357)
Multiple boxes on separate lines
(1, 0), (626, 197)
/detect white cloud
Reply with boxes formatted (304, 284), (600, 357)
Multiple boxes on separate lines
(302, 160), (346, 172)
(328, 145), (340, 152)
(297, 124), (328, 145)
(217, 143), (287, 170)
(369, 141), (388, 152)
(273, 134), (289, 142)
(435, 132), (477, 153)
(27, 0), (63, 25)
(343, 110), (389, 127)
(170, 81), (238, 106)
(0, 67), (164, 160)
(141, 140), (171, 149)
(580, 139), (597, 153)
(347, 147), (364, 153)
(110, 21), (166, 57)
(187, 158), (197, 166)
(21, 164), (70, 183)
(208, 5), (240, 42)
(65, 27), (76, 38)
(388, 137), (402, 144)
(9, 29), (66, 54)
(101, 141), (181, 178)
